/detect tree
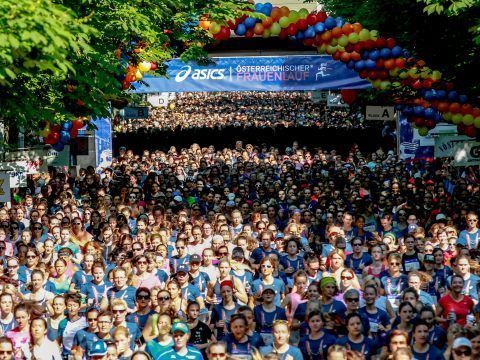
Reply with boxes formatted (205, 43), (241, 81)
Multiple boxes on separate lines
(0, 0), (252, 147)
(314, 0), (480, 95)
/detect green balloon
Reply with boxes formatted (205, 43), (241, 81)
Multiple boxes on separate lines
(418, 127), (429, 136)
(263, 29), (271, 38)
(370, 29), (379, 40)
(298, 8), (309, 19)
(279, 16), (290, 28)
(380, 81), (391, 90)
(270, 22), (281, 35)
(288, 10), (299, 23)
(474, 117), (480, 128)
(348, 32), (360, 44)
(359, 29), (370, 41)
(452, 113), (463, 124)
(443, 112), (452, 121)
(338, 35), (349, 47)
(463, 114), (474, 126)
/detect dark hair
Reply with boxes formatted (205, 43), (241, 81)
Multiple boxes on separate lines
(412, 319), (429, 333)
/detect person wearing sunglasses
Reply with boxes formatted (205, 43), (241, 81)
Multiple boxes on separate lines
(346, 237), (372, 277)
(131, 255), (162, 290)
(126, 288), (156, 331)
(458, 212), (480, 250)
(250, 231), (279, 272)
(250, 257), (285, 307)
(110, 299), (140, 351)
(170, 238), (190, 274)
(0, 336), (14, 360)
(450, 337), (473, 360)
(71, 307), (99, 357)
(380, 253), (408, 313)
(206, 341), (227, 360)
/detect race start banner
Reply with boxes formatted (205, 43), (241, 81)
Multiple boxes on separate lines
(399, 115), (434, 161)
(131, 55), (371, 93)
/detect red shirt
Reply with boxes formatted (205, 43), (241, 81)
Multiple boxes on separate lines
(438, 293), (474, 329)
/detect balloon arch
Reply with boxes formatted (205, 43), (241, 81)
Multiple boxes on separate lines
(40, 2), (480, 150)
(198, 3), (479, 139)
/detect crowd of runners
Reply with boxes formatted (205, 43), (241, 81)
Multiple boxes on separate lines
(0, 140), (479, 360)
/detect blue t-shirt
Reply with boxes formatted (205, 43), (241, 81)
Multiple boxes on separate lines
(411, 345), (445, 360)
(336, 336), (377, 359)
(458, 229), (480, 249)
(259, 345), (304, 360)
(210, 304), (240, 340)
(126, 309), (157, 330)
(279, 255), (305, 278)
(359, 307), (390, 340)
(106, 286), (137, 309)
(250, 278), (286, 306)
(71, 270), (94, 291)
(250, 248), (280, 265)
(180, 284), (201, 302)
(299, 333), (337, 360)
(346, 253), (373, 275)
(157, 346), (204, 360)
(190, 272), (211, 298)
(81, 281), (112, 308)
(145, 338), (174, 360)
(254, 305), (287, 333)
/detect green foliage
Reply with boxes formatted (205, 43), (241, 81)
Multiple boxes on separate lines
(0, 0), (251, 141)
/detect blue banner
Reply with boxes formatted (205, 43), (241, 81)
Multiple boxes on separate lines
(94, 117), (113, 171)
(131, 55), (371, 93)
(399, 114), (434, 161)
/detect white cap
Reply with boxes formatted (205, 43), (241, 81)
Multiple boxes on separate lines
(173, 195), (182, 202)
(453, 337), (472, 350)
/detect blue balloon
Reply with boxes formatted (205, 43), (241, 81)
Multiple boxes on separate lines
(314, 23), (325, 33)
(418, 89), (427, 98)
(261, 7), (271, 16)
(61, 122), (72, 131)
(336, 17), (345, 27)
(424, 90), (434, 101)
(263, 2), (273, 11)
(458, 94), (468, 104)
(369, 50), (380, 61)
(391, 46), (403, 58)
(394, 104), (404, 111)
(346, 60), (355, 69)
(436, 90), (447, 99)
(413, 106), (425, 117)
(434, 112), (443, 123)
(380, 48), (392, 59)
(361, 51), (370, 60)
(244, 17), (256, 29)
(424, 108), (435, 119)
(447, 91), (458, 102)
(59, 130), (70, 144)
(403, 106), (413, 116)
(254, 3), (263, 11)
(324, 17), (337, 29)
(304, 26), (315, 39)
(235, 24), (247, 36)
(403, 50), (411, 58)
(365, 59), (376, 70)
(354, 60), (365, 71)
(52, 143), (65, 152)
(296, 31), (304, 40)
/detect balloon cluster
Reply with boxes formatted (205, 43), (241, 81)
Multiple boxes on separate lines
(197, 3), (478, 138)
(39, 118), (85, 151)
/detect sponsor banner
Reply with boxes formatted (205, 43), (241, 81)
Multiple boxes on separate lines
(95, 117), (113, 172)
(0, 172), (10, 203)
(453, 141), (480, 167)
(122, 107), (149, 119)
(148, 92), (176, 107)
(131, 55), (371, 93)
(365, 106), (395, 121)
(327, 93), (348, 107)
(399, 115), (434, 161)
(434, 135), (472, 158)
(310, 91), (328, 103)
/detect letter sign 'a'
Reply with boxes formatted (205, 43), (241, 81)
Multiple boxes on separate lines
(382, 109), (390, 118)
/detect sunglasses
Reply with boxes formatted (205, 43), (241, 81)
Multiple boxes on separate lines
(218, 252), (228, 256)
(454, 349), (472, 356)
(87, 317), (98, 322)
(137, 295), (150, 300)
(26, 255), (37, 259)
(157, 296), (170, 301)
(389, 262), (400, 266)
(34, 226), (43, 230)
(346, 298), (359, 302)
(341, 276), (353, 280)
(209, 353), (226, 358)
(136, 261), (147, 265)
(112, 309), (126, 314)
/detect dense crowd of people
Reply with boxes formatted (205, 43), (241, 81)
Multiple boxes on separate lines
(1, 140), (480, 360)
(113, 92), (366, 133)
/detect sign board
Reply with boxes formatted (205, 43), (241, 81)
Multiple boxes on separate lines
(310, 91), (328, 104)
(148, 92), (176, 107)
(9, 171), (27, 188)
(131, 55), (371, 93)
(41, 146), (70, 170)
(453, 141), (480, 166)
(399, 115), (434, 161)
(95, 117), (113, 172)
(365, 106), (395, 121)
(327, 93), (348, 107)
(0, 172), (10, 203)
(122, 107), (149, 119)
(434, 135), (472, 158)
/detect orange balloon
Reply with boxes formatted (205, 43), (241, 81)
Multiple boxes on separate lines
(199, 20), (211, 30)
(340, 52), (351, 62)
(280, 6), (290, 17)
(253, 23), (264, 35)
(384, 59), (395, 70)
(270, 7), (282, 21)
(395, 58), (406, 68)
(350, 51), (361, 61)
(342, 23), (354, 35)
(449, 102), (461, 114)
(320, 30), (332, 42)
(352, 23), (363, 33)
(262, 16), (273, 28)
(331, 27), (343, 38)
(437, 102), (449, 113)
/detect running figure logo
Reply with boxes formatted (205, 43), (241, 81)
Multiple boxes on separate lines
(315, 63), (330, 80)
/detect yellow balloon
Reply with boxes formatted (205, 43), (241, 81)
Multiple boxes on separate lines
(135, 69), (143, 80)
(39, 125), (50, 138)
(138, 61), (152, 72)
(369, 30), (379, 40)
(431, 70), (442, 81)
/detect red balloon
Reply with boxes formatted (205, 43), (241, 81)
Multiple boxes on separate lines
(45, 132), (60, 145)
(332, 51), (341, 61)
(297, 19), (308, 31)
(364, 40), (376, 50)
(350, 51), (361, 61)
(437, 102), (449, 112)
(279, 28), (288, 39)
(219, 26), (230, 40)
(376, 59), (385, 68)
(386, 38), (396, 49)
(384, 59), (395, 70)
(51, 124), (61, 132)
(449, 102), (461, 113)
(368, 70), (378, 80)
(353, 43), (363, 53)
(245, 29), (254, 38)
(307, 14), (318, 26)
(460, 104), (473, 115)
(150, 62), (158, 71)
(359, 70), (369, 79)
(395, 58), (406, 68)
(72, 119), (84, 130)
(465, 125), (477, 138)
(340, 52), (351, 63)
(316, 11), (327, 22)
(457, 123), (466, 134)
(287, 23), (298, 36)
(253, 23), (264, 35)
(376, 37), (387, 48)
(341, 89), (358, 105)
(415, 118), (425, 127)
(303, 38), (314, 46)
(425, 119), (435, 129)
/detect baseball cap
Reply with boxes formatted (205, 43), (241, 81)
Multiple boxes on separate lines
(424, 254), (435, 263)
(262, 285), (276, 294)
(407, 224), (418, 233)
(119, 146), (126, 151)
(453, 337), (472, 350)
(171, 321), (190, 334)
(189, 254), (202, 263)
(226, 200), (236, 207)
(426, 179), (435, 185)
(176, 264), (189, 274)
(173, 195), (183, 202)
(436, 213), (446, 221)
(275, 233), (285, 239)
(227, 193), (236, 201)
(88, 341), (107, 356)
